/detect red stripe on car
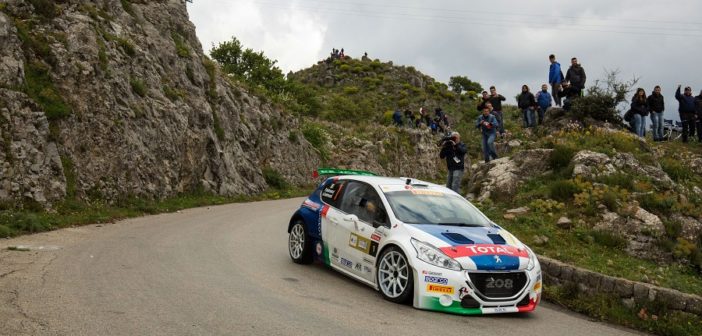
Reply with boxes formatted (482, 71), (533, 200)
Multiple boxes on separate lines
(439, 244), (529, 259)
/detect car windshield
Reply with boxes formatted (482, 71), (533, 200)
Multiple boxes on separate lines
(383, 189), (492, 226)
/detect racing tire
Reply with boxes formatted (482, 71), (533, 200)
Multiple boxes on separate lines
(377, 246), (414, 304)
(288, 220), (313, 264)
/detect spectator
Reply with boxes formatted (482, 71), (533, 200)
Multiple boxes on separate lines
(647, 85), (665, 142)
(476, 106), (499, 163)
(392, 109), (403, 127)
(675, 85), (698, 143)
(517, 85), (537, 128)
(488, 86), (507, 136)
(340, 48), (345, 58)
(362, 52), (369, 61)
(439, 131), (468, 193)
(477, 91), (490, 112)
(548, 54), (564, 106)
(429, 118), (438, 134)
(630, 88), (649, 138)
(404, 109), (413, 127)
(535, 84), (553, 125)
(565, 57), (587, 96)
(561, 82), (581, 112)
(696, 90), (702, 138)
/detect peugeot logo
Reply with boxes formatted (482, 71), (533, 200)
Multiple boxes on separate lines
(494, 255), (502, 263)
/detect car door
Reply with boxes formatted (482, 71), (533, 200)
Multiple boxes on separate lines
(334, 181), (388, 282)
(319, 179), (348, 267)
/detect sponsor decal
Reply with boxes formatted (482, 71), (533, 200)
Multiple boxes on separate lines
(422, 270), (443, 276)
(363, 266), (372, 274)
(440, 244), (529, 259)
(426, 284), (454, 295)
(370, 233), (382, 242)
(349, 233), (379, 257)
(424, 276), (449, 285)
(316, 242), (322, 255)
(494, 255), (502, 263)
(331, 247), (339, 261)
(409, 189), (444, 196)
(320, 205), (330, 218)
(321, 187), (335, 199)
(302, 199), (321, 211)
(354, 263), (362, 271)
(362, 257), (373, 264)
(458, 287), (473, 300)
(340, 258), (353, 268)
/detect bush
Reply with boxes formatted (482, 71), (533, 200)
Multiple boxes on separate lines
(549, 144), (576, 171)
(130, 78), (146, 97)
(301, 122), (329, 160)
(591, 230), (628, 249)
(28, 0), (57, 20)
(24, 61), (72, 120)
(171, 32), (190, 58)
(660, 157), (689, 182)
(549, 180), (580, 202)
(639, 192), (675, 215)
(262, 167), (289, 190)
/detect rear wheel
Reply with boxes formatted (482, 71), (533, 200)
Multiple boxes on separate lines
(288, 220), (313, 264)
(377, 246), (413, 303)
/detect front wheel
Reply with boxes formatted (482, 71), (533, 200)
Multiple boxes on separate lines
(377, 246), (413, 303)
(288, 220), (313, 264)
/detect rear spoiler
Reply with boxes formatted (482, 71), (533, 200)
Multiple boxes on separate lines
(312, 168), (377, 178)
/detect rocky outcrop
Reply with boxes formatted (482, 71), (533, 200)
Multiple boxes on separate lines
(571, 150), (616, 179)
(471, 149), (552, 201)
(0, 0), (323, 206)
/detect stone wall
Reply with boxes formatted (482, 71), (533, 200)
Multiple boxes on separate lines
(539, 256), (702, 316)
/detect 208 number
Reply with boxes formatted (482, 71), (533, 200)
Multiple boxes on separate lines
(486, 278), (513, 289)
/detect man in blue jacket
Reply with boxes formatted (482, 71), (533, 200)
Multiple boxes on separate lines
(548, 54), (563, 106)
(476, 106), (499, 163)
(536, 84), (553, 125)
(675, 85), (698, 143)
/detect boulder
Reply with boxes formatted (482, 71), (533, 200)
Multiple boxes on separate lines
(571, 150), (616, 179)
(556, 216), (573, 229)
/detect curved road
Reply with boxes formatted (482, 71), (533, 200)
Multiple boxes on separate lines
(0, 198), (645, 335)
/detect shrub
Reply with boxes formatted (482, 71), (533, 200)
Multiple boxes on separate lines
(339, 64), (350, 72)
(212, 112), (224, 141)
(596, 172), (634, 191)
(162, 85), (183, 101)
(549, 180), (580, 202)
(591, 230), (628, 249)
(262, 167), (289, 190)
(639, 192), (675, 215)
(29, 0), (57, 21)
(24, 61), (72, 120)
(660, 157), (689, 182)
(171, 32), (190, 58)
(549, 144), (576, 171)
(130, 78), (146, 97)
(343, 86), (359, 95)
(301, 122), (329, 160)
(120, 0), (135, 17)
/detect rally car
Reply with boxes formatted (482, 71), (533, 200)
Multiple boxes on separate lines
(287, 169), (541, 315)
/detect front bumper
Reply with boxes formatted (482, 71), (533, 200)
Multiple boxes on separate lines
(413, 262), (542, 315)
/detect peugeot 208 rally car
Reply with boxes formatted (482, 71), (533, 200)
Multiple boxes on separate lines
(287, 171), (541, 315)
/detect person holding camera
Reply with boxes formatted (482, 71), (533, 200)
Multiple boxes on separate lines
(439, 131), (468, 194)
(476, 106), (499, 163)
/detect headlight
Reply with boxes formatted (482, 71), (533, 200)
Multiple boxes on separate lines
(411, 238), (461, 271)
(526, 247), (537, 271)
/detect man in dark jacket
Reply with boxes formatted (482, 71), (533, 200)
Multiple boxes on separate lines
(477, 91), (490, 112)
(439, 131), (468, 193)
(696, 90), (702, 140)
(676, 85), (698, 142)
(517, 85), (537, 127)
(565, 57), (586, 95)
(488, 86), (506, 136)
(647, 86), (665, 141)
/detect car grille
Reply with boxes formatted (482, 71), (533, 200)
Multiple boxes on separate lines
(467, 272), (528, 300)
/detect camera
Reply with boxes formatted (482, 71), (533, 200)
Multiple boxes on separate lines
(438, 133), (455, 147)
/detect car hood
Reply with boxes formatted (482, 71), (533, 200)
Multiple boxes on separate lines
(405, 224), (530, 271)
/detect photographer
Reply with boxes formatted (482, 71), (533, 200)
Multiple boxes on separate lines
(476, 106), (499, 163)
(439, 131), (467, 194)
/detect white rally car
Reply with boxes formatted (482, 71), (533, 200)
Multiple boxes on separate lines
(287, 169), (542, 315)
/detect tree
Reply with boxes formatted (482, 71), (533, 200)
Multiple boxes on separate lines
(448, 76), (483, 95)
(209, 37), (286, 93)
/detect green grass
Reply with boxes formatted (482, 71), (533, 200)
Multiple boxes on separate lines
(24, 61), (72, 120)
(212, 111), (224, 141)
(120, 0), (135, 17)
(130, 78), (146, 97)
(546, 284), (702, 336)
(0, 187), (313, 238)
(171, 32), (190, 58)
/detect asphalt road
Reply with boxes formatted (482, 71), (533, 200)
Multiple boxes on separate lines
(0, 197), (646, 336)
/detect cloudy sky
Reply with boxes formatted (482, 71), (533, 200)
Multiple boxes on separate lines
(187, 0), (702, 111)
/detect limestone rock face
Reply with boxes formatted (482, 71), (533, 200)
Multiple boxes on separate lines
(571, 150), (616, 179)
(0, 1), (321, 206)
(471, 149), (553, 201)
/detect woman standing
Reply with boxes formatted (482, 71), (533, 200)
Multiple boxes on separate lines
(631, 88), (649, 138)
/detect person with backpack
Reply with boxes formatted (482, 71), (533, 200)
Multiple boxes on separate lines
(565, 57), (587, 96)
(548, 54), (564, 106)
(476, 106), (499, 163)
(675, 85), (698, 143)
(647, 85), (665, 141)
(517, 85), (537, 128)
(535, 84), (553, 125)
(630, 88), (649, 138)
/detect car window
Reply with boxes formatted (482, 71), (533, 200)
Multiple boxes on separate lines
(320, 180), (347, 208)
(384, 190), (491, 226)
(339, 182), (389, 228)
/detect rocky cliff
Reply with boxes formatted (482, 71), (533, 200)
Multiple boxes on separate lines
(0, 0), (326, 207)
